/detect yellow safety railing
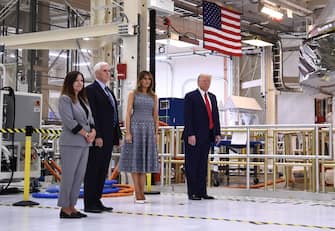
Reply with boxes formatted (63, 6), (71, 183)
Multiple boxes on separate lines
(156, 124), (334, 193)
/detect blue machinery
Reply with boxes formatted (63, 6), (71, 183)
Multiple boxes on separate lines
(158, 98), (184, 126)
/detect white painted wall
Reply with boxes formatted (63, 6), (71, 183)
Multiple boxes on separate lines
(277, 92), (314, 124)
(155, 55), (226, 104)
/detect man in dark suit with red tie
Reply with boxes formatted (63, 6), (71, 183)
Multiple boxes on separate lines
(183, 74), (221, 200)
(84, 62), (122, 213)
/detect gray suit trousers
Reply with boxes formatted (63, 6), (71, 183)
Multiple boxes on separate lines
(57, 145), (89, 208)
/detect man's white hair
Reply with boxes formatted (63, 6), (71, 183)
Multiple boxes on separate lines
(93, 61), (110, 74)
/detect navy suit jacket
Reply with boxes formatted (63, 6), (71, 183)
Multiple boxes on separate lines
(86, 81), (122, 150)
(183, 89), (220, 144)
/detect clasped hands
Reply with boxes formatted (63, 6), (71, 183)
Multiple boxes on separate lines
(85, 130), (96, 144)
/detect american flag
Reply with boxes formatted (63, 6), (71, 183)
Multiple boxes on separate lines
(203, 1), (242, 56)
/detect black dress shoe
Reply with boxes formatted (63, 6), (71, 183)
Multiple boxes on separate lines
(100, 205), (113, 212)
(75, 211), (88, 218)
(202, 195), (215, 199)
(188, 195), (201, 200)
(84, 207), (102, 213)
(59, 210), (81, 219)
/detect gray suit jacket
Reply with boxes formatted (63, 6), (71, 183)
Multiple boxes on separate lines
(58, 95), (94, 147)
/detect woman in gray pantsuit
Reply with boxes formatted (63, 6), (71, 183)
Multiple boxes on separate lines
(58, 71), (96, 219)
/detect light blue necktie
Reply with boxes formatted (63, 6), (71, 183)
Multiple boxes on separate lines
(104, 86), (117, 126)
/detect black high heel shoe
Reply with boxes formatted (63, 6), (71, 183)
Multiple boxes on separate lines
(59, 210), (81, 219)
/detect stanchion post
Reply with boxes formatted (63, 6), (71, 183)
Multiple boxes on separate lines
(144, 173), (160, 195)
(146, 173), (151, 192)
(13, 126), (39, 206)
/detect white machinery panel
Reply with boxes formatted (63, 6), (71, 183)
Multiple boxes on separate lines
(0, 91), (42, 179)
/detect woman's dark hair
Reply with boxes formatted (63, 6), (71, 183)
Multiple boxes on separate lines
(136, 70), (155, 97)
(61, 71), (88, 103)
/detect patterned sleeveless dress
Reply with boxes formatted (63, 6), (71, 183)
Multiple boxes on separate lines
(119, 93), (160, 173)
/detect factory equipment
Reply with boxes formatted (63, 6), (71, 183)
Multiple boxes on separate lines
(299, 0), (335, 95)
(0, 91), (42, 180)
(212, 96), (263, 186)
(158, 97), (184, 126)
(223, 95), (262, 126)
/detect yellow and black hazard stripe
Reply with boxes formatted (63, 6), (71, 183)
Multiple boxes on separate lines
(41, 135), (61, 140)
(0, 203), (334, 230)
(37, 129), (61, 140)
(163, 193), (335, 208)
(0, 128), (62, 135)
(0, 128), (26, 133)
(34, 128), (62, 135)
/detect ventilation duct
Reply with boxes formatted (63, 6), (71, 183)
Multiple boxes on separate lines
(299, 0), (335, 95)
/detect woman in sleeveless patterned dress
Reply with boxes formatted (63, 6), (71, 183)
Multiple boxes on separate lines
(119, 71), (160, 203)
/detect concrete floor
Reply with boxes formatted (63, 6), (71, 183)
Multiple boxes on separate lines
(0, 186), (335, 231)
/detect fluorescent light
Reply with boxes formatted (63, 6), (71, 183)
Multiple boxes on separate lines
(261, 5), (283, 20)
(242, 39), (273, 47)
(80, 49), (91, 53)
(83, 37), (91, 41)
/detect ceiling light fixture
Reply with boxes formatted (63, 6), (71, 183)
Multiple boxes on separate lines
(242, 38), (273, 47)
(260, 5), (283, 20)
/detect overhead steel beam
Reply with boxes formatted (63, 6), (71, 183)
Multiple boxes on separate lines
(0, 23), (119, 49)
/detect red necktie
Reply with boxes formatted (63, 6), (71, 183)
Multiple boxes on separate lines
(204, 93), (214, 129)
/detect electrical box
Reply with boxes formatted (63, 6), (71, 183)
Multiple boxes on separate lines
(148, 0), (174, 16)
(117, 63), (127, 80)
(159, 98), (184, 126)
(0, 91), (42, 179)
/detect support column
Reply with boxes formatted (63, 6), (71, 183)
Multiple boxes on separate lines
(90, 0), (106, 25)
(120, 0), (146, 120)
(263, 46), (276, 162)
(149, 9), (156, 90)
(138, 0), (148, 72)
(264, 47), (277, 124)
(89, 0), (145, 121)
(15, 0), (20, 91)
(28, 0), (37, 93)
(37, 1), (50, 121)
